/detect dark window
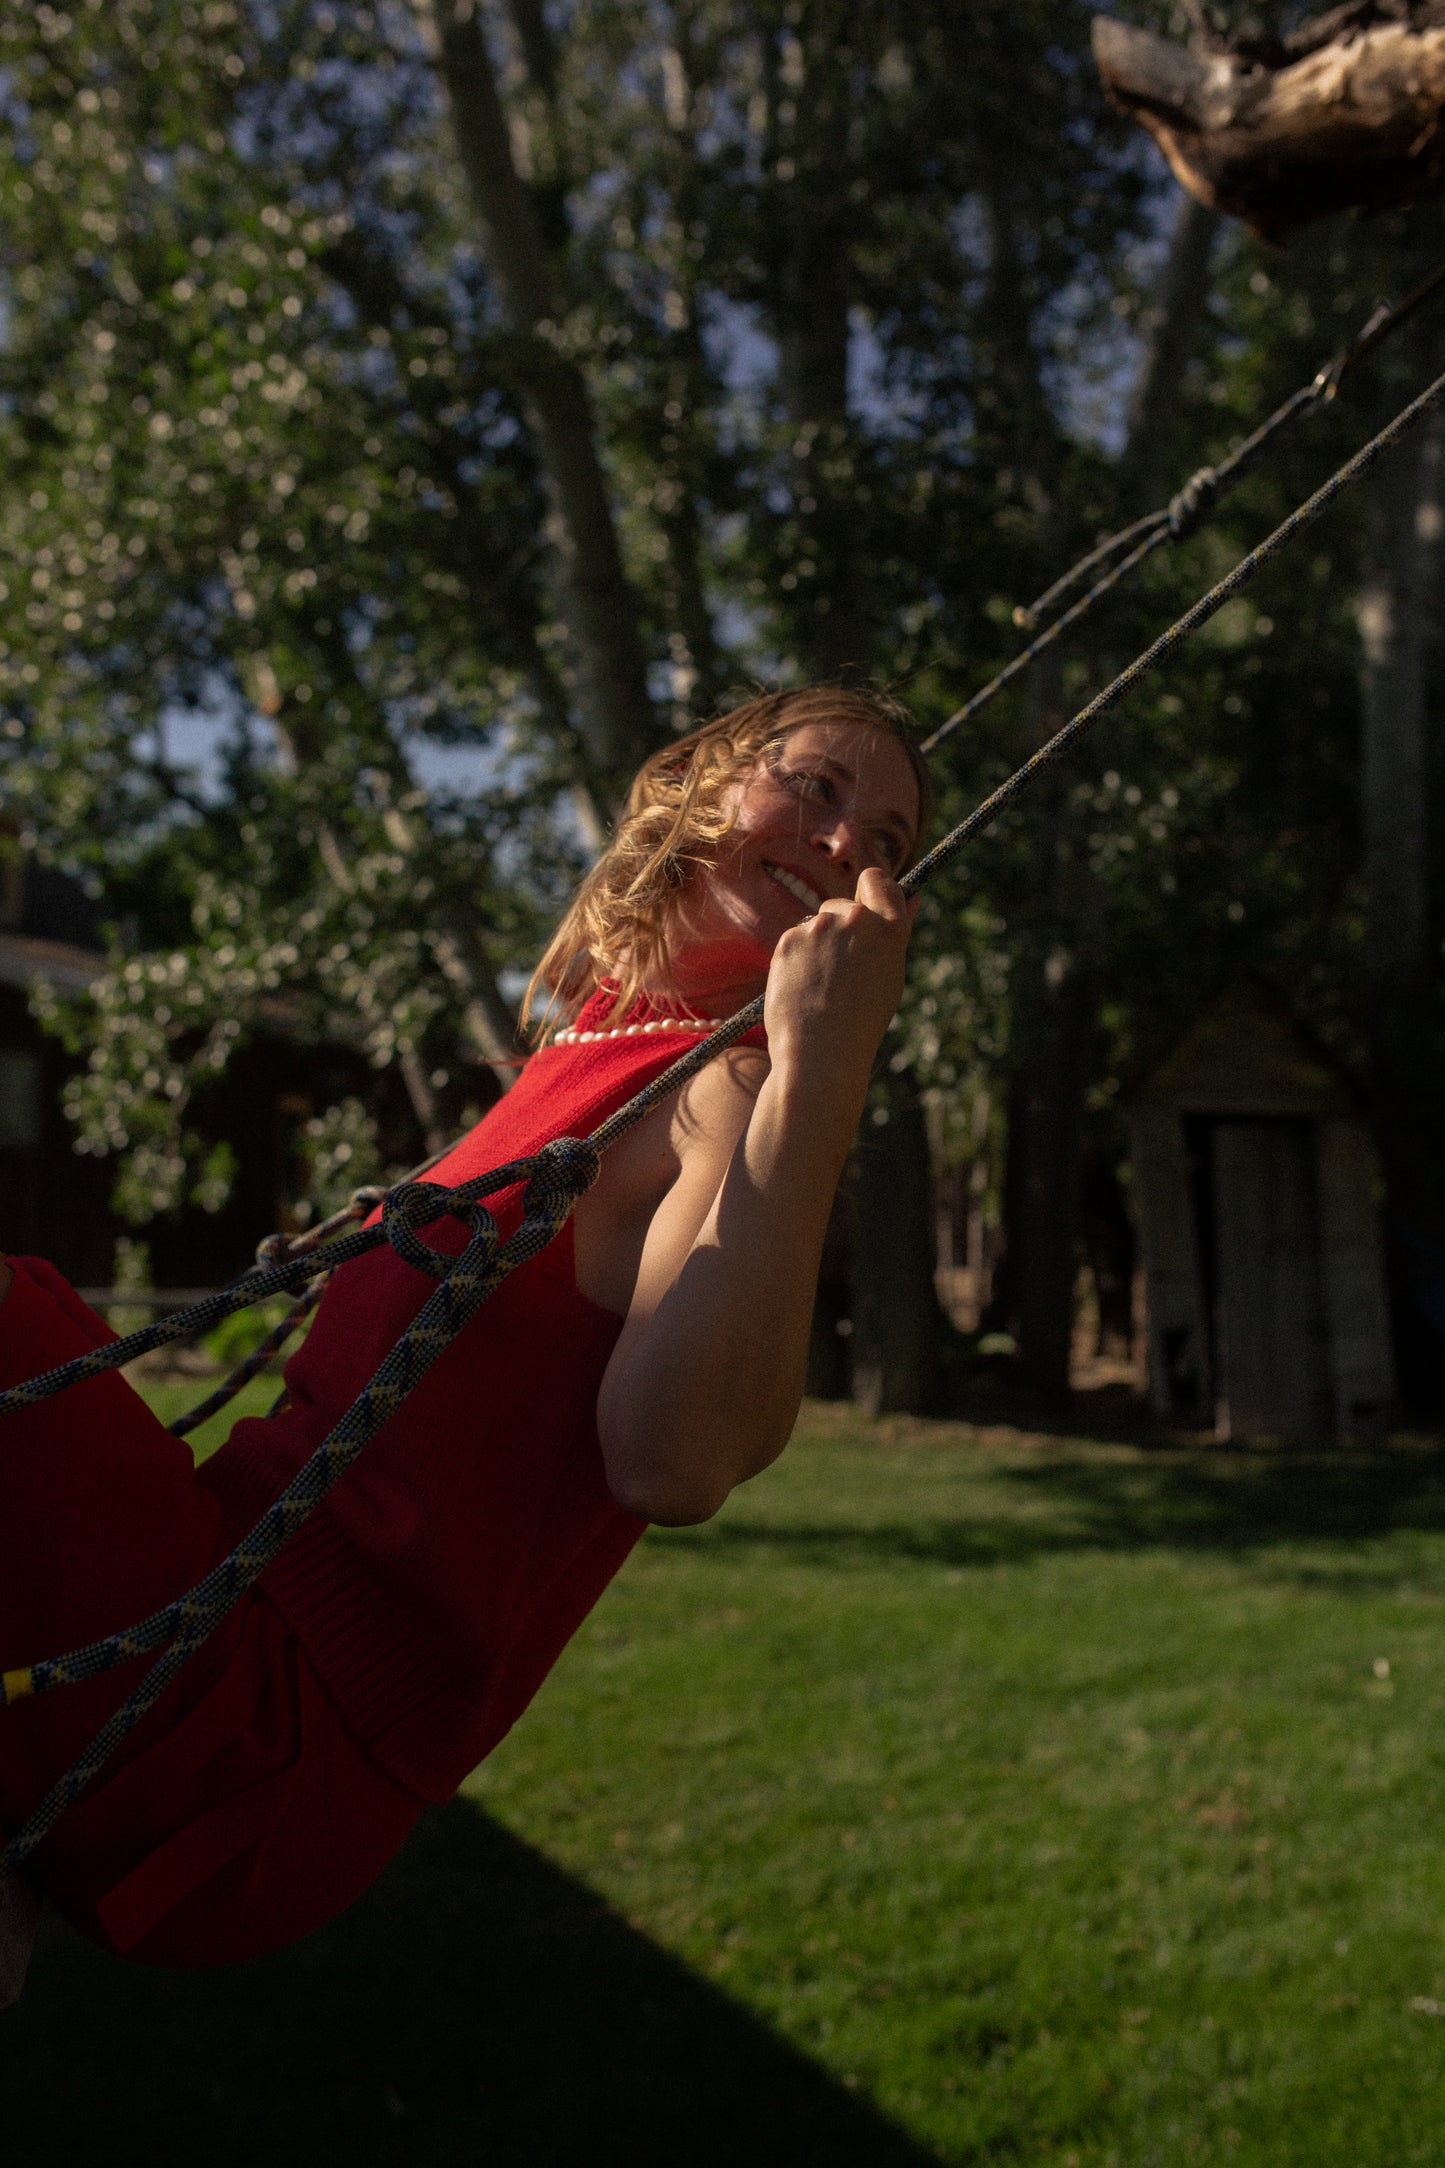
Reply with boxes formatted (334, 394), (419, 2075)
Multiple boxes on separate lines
(0, 1049), (42, 1149)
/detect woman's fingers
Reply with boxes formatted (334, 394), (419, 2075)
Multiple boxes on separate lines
(812, 867), (910, 928)
(813, 867), (916, 945)
(852, 864), (911, 923)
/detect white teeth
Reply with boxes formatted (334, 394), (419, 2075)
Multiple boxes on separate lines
(764, 862), (822, 912)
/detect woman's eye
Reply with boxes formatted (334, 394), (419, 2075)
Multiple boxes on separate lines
(780, 767), (831, 801)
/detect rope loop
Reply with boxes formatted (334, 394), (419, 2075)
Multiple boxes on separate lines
(254, 1230), (294, 1268)
(520, 1135), (602, 1229)
(382, 1180), (498, 1280)
(1168, 464), (1220, 536)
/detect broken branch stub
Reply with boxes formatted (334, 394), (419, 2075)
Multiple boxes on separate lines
(1092, 8), (1445, 239)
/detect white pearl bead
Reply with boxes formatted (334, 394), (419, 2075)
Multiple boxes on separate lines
(551, 1013), (711, 1046)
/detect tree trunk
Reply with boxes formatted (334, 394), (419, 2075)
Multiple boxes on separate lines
(1120, 193), (1220, 508)
(758, 12), (951, 1411)
(851, 1072), (944, 1416)
(317, 224), (609, 829)
(1008, 910), (1095, 1404)
(1358, 403), (1445, 1410)
(770, 10), (867, 681)
(1359, 413), (1440, 1044)
(997, 186), (1217, 1404)
(428, 0), (654, 789)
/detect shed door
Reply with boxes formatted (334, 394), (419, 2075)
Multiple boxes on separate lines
(1210, 1119), (1332, 1440)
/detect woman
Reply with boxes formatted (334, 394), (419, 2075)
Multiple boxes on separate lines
(0, 683), (927, 1970)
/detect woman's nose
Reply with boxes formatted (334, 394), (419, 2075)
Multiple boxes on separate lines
(814, 823), (857, 875)
(812, 812), (862, 871)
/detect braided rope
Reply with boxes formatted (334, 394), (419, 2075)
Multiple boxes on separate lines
(0, 1138), (599, 1869)
(921, 376), (1324, 755)
(1004, 382), (1318, 638)
(3, 360), (1444, 1876)
(911, 364), (1445, 888)
(0, 1157), (542, 1423)
(582, 361), (1445, 1140)
(919, 514), (1186, 757)
(164, 1273), (330, 1440)
(922, 261), (1445, 756)
(165, 1165), (454, 1439)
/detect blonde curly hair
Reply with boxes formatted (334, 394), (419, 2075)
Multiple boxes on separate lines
(523, 683), (932, 1039)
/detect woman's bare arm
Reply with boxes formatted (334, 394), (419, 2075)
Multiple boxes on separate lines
(596, 868), (915, 1525)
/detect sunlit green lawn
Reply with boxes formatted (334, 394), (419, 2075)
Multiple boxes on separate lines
(11, 1389), (1445, 2166)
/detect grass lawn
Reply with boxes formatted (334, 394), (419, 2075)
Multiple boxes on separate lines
(10, 1394), (1445, 2165)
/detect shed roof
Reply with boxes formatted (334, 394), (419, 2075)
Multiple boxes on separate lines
(1132, 979), (1352, 1118)
(0, 930), (104, 996)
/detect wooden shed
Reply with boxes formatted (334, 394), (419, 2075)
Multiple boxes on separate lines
(1129, 981), (1394, 1440)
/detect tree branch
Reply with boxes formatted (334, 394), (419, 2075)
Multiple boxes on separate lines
(1093, 10), (1445, 238)
(426, 0), (655, 790)
(1120, 191), (1220, 508)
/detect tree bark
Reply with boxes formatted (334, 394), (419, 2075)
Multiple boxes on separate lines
(1359, 406), (1442, 1180)
(1007, 905), (1095, 1403)
(998, 187), (1218, 1405)
(851, 1071), (943, 1416)
(1093, 9), (1445, 240)
(757, 12), (954, 1409)
(317, 224), (612, 832)
(427, 0), (654, 789)
(1355, 391), (1445, 1410)
(769, 9), (867, 681)
(995, 636), (1097, 1406)
(1120, 193), (1221, 509)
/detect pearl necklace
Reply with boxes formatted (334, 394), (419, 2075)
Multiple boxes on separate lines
(552, 1015), (715, 1046)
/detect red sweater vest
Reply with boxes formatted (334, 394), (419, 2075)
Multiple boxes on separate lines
(197, 992), (754, 1802)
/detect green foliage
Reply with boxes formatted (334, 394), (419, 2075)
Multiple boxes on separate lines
(200, 1292), (297, 1370)
(300, 1093), (389, 1220)
(2, 0), (1437, 1251)
(0, 0), (586, 1218)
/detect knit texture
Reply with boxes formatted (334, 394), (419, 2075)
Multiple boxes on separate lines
(196, 990), (762, 1801)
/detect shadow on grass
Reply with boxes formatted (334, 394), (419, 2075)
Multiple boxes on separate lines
(663, 1445), (1445, 1580)
(6, 1798), (941, 2168)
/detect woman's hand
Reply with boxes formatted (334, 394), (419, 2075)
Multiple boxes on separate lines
(762, 865), (918, 1098)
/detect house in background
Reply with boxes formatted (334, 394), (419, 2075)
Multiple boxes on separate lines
(1129, 980), (1395, 1441)
(0, 856), (431, 1291)
(0, 856), (119, 1282)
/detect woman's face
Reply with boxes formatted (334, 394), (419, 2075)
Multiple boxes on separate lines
(671, 719), (922, 1002)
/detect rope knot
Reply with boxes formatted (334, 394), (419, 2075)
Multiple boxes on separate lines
(1168, 465), (1219, 536)
(382, 1180), (498, 1280)
(254, 1231), (294, 1268)
(521, 1136), (602, 1228)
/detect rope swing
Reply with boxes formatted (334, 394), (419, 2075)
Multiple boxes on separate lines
(4, 320), (1445, 1881)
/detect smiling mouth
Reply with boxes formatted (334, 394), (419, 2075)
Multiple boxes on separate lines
(762, 861), (823, 913)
